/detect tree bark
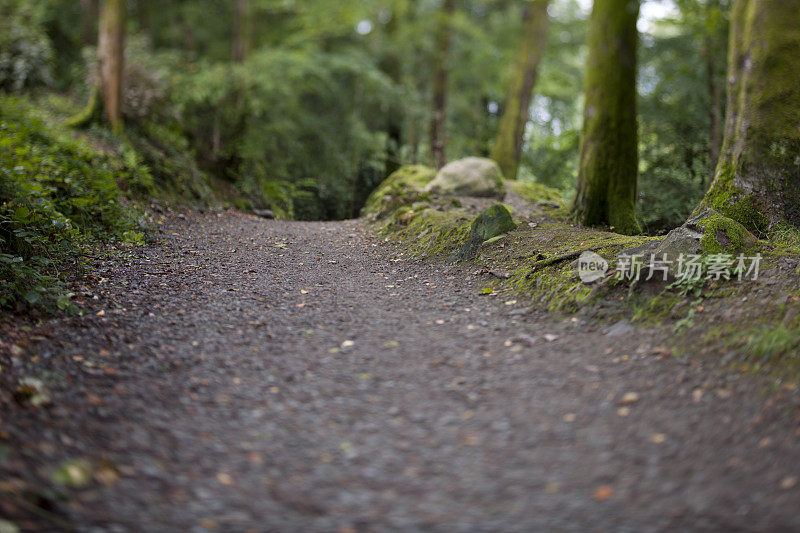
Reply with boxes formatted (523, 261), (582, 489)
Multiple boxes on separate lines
(430, 0), (457, 170)
(570, 0), (640, 235)
(490, 0), (550, 180)
(232, 0), (250, 64)
(379, 2), (406, 177)
(705, 37), (723, 180)
(698, 0), (800, 233)
(80, 0), (99, 46)
(98, 0), (125, 134)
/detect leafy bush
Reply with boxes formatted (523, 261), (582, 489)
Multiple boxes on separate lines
(0, 1), (54, 92)
(0, 96), (145, 312)
(174, 48), (399, 220)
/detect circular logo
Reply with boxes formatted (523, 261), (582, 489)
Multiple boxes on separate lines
(578, 251), (609, 283)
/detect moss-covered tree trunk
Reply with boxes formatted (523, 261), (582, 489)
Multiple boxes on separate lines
(697, 0), (800, 234)
(570, 0), (640, 235)
(430, 0), (456, 170)
(490, 0), (549, 180)
(98, 0), (125, 134)
(705, 36), (723, 178)
(67, 0), (125, 132)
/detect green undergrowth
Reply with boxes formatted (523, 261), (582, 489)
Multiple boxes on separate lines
(507, 180), (566, 206)
(0, 95), (148, 313)
(695, 314), (800, 382)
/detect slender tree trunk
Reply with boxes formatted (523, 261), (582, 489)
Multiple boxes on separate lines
(379, 2), (405, 177)
(490, 0), (550, 180)
(80, 0), (99, 46)
(705, 38), (723, 181)
(430, 0), (456, 170)
(698, 0), (800, 233)
(98, 0), (125, 134)
(570, 0), (640, 235)
(232, 0), (250, 64)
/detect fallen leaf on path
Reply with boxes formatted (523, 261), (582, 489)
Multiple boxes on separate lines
(617, 407), (630, 417)
(480, 287), (494, 295)
(198, 519), (218, 530)
(463, 434), (480, 446)
(780, 476), (797, 490)
(651, 433), (666, 444)
(53, 458), (93, 488)
(593, 485), (614, 501)
(652, 346), (671, 358)
(13, 378), (51, 407)
(94, 466), (119, 487)
(216, 473), (234, 485)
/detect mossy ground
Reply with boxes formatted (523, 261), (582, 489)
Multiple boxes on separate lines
(369, 171), (800, 382)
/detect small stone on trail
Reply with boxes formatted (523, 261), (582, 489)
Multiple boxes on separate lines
(619, 392), (640, 405)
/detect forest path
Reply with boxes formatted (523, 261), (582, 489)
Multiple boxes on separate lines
(4, 210), (800, 531)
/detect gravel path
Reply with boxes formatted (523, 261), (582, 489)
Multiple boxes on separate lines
(3, 210), (800, 531)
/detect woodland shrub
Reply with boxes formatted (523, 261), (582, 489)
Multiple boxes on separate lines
(0, 97), (146, 311)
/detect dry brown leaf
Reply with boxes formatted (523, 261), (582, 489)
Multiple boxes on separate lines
(593, 485), (614, 501)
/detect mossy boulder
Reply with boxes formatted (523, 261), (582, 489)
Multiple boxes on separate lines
(361, 165), (436, 220)
(425, 157), (504, 199)
(455, 204), (517, 260)
(655, 208), (758, 266)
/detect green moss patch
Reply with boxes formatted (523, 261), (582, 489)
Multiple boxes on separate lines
(362, 165), (436, 220)
(697, 214), (758, 254)
(507, 180), (565, 206)
(455, 204), (517, 260)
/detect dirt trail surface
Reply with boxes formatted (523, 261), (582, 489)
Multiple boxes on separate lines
(3, 211), (800, 531)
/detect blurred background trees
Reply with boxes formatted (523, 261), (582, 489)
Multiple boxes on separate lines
(0, 0), (731, 230)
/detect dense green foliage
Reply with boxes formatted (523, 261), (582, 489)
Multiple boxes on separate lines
(0, 1), (55, 92)
(0, 97), (145, 311)
(2, 0), (732, 230)
(174, 49), (398, 219)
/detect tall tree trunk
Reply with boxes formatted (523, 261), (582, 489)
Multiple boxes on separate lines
(379, 2), (405, 178)
(80, 0), (99, 46)
(232, 0), (250, 64)
(697, 0), (800, 233)
(430, 0), (456, 170)
(98, 0), (125, 134)
(705, 37), (723, 180)
(490, 0), (550, 180)
(570, 0), (640, 235)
